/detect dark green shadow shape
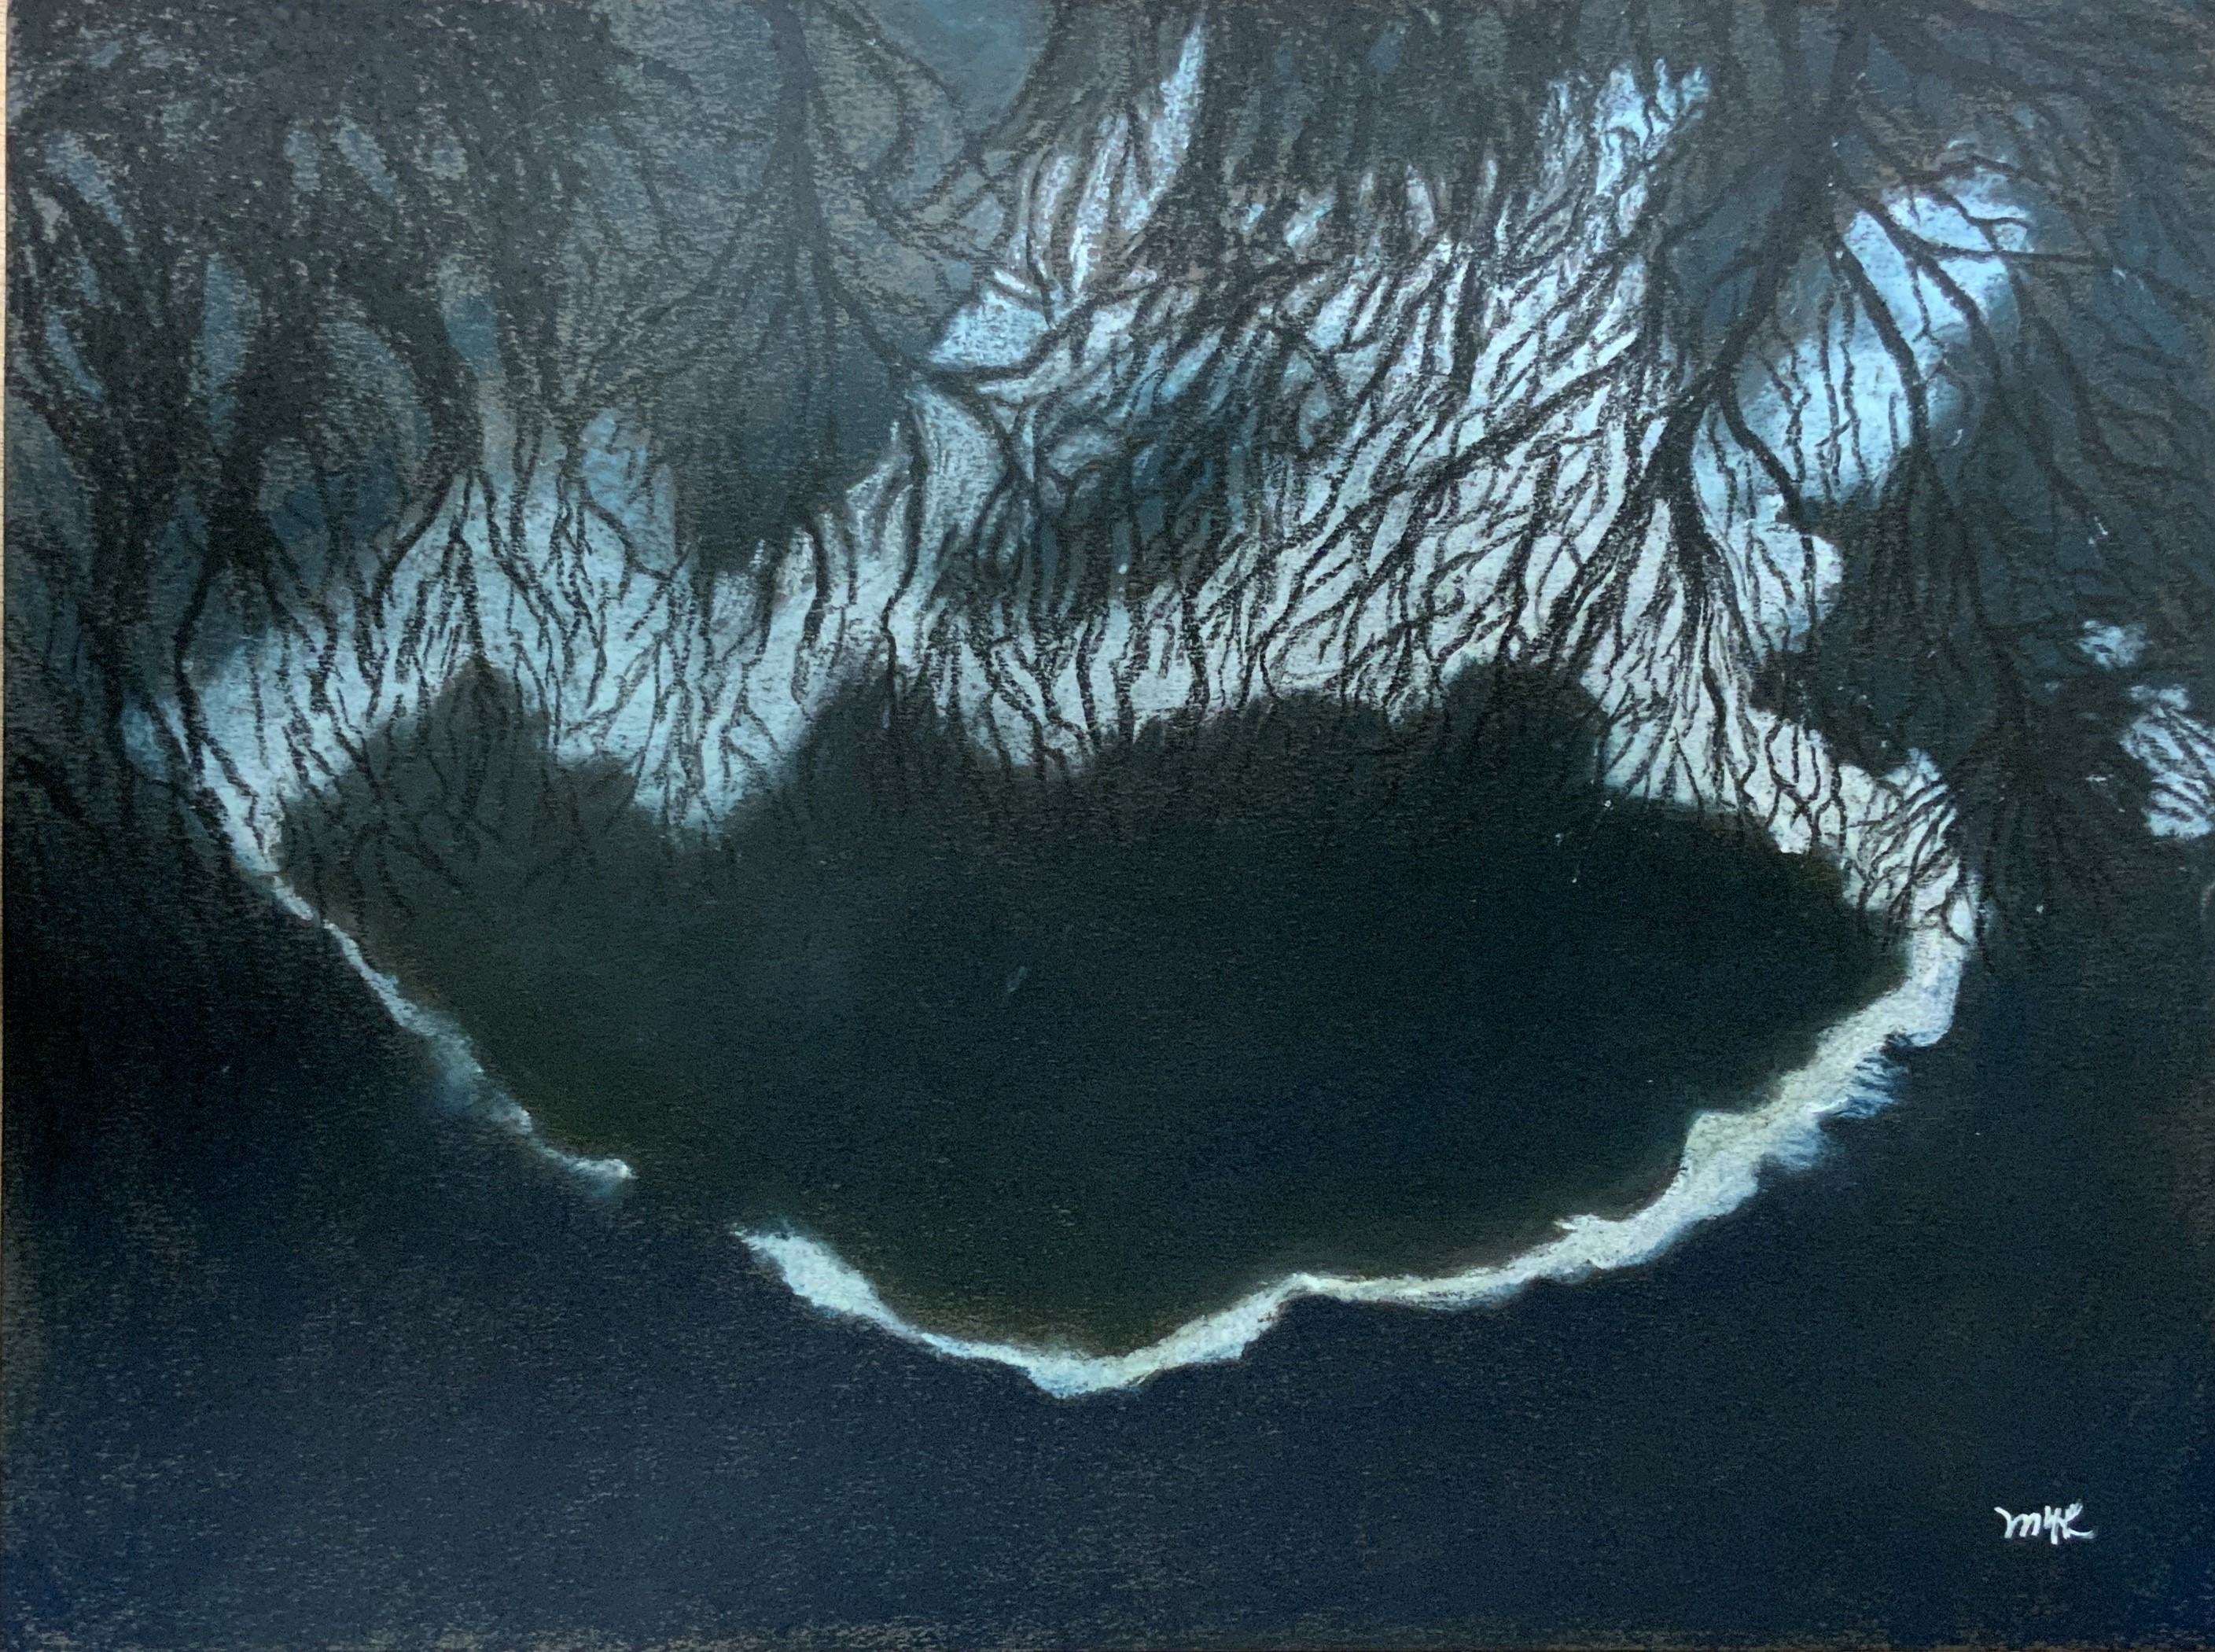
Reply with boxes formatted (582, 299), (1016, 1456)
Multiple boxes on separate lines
(279, 664), (1900, 1353)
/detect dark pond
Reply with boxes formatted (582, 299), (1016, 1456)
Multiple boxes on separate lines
(278, 667), (1898, 1350)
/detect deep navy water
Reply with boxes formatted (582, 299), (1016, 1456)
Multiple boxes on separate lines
(6, 815), (2214, 1649)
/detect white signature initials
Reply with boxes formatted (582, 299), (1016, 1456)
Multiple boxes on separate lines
(1995, 1503), (2095, 1544)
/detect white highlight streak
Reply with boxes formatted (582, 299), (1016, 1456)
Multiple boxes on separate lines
(741, 903), (1968, 1398)
(259, 859), (638, 1192)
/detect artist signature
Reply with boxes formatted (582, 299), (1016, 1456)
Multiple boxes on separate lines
(1995, 1503), (2095, 1544)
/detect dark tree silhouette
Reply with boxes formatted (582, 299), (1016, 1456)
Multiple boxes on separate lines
(13, 0), (2213, 944)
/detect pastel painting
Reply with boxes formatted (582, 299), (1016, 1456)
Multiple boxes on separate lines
(7, 1), (2214, 1646)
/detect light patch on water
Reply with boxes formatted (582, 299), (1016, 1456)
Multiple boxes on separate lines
(2125, 685), (2215, 841)
(1761, 167), (2032, 504)
(2081, 620), (2149, 671)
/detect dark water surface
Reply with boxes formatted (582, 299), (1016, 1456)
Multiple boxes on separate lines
(274, 671), (1895, 1350)
(9, 797), (2215, 1646)
(10, 797), (2215, 1648)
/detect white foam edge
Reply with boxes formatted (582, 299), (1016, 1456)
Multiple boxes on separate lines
(259, 867), (638, 1192)
(739, 892), (1972, 1397)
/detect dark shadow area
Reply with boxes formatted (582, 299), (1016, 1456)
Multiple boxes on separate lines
(8, 751), (2213, 1650)
(276, 666), (1898, 1351)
